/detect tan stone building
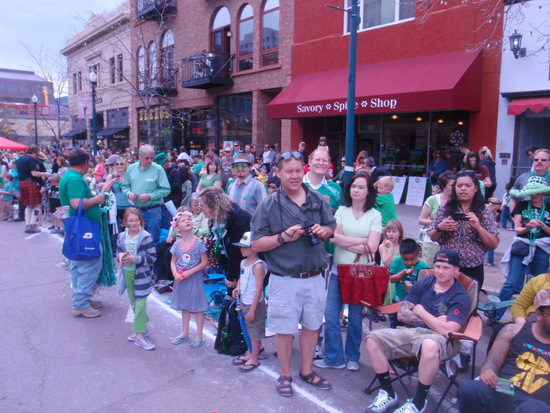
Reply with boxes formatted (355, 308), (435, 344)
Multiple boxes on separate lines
(132, 0), (293, 151)
(61, 1), (134, 152)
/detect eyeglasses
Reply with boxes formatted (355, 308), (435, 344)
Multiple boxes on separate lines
(539, 308), (550, 317)
(279, 151), (302, 161)
(341, 160), (346, 163)
(534, 158), (549, 162)
(232, 162), (249, 169)
(115, 162), (125, 166)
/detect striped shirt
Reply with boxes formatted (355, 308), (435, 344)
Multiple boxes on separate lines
(227, 175), (268, 215)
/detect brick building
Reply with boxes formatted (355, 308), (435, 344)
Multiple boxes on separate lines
(268, 0), (503, 174)
(132, 0), (292, 152)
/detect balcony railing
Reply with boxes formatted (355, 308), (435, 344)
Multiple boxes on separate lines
(138, 68), (178, 97)
(181, 52), (235, 89)
(136, 0), (177, 21)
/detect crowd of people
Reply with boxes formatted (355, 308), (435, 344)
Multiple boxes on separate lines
(1, 139), (549, 412)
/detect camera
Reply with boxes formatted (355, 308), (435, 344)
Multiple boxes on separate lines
(302, 219), (320, 246)
(453, 212), (469, 221)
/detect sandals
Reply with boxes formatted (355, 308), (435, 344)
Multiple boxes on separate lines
(171, 335), (189, 345)
(239, 362), (260, 373)
(299, 371), (331, 390)
(190, 339), (205, 348)
(276, 375), (293, 397)
(232, 355), (248, 366)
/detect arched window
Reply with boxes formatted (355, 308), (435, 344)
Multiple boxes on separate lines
(161, 30), (175, 87)
(137, 46), (145, 91)
(148, 42), (158, 87)
(212, 7), (232, 77)
(262, 0), (279, 66)
(238, 4), (254, 72)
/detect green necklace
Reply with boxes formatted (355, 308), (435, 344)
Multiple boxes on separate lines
(527, 201), (546, 243)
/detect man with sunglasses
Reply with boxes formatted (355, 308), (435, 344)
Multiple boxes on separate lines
(251, 150), (336, 397)
(458, 288), (550, 412)
(226, 153), (267, 215)
(510, 148), (550, 212)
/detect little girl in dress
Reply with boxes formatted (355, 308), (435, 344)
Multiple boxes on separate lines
(169, 210), (209, 348)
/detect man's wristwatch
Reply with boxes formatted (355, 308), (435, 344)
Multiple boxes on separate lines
(435, 224), (440, 232)
(277, 233), (286, 245)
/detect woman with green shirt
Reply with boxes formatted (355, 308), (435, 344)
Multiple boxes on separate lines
(196, 161), (222, 193)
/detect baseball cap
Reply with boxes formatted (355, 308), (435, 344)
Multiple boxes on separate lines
(105, 154), (120, 166)
(534, 288), (550, 310)
(233, 154), (253, 165)
(233, 231), (252, 247)
(299, 141), (306, 146)
(434, 249), (460, 267)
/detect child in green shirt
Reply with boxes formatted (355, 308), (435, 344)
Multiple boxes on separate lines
(374, 176), (398, 226)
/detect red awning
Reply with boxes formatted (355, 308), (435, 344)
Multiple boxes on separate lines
(267, 50), (482, 119)
(507, 97), (550, 115)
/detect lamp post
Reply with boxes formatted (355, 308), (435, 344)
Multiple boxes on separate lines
(328, 0), (359, 186)
(31, 94), (38, 145)
(90, 71), (98, 156)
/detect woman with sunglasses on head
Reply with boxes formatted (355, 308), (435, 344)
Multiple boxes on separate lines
(463, 151), (491, 197)
(428, 170), (499, 290)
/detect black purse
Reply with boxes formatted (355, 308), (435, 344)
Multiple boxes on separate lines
(510, 240), (529, 257)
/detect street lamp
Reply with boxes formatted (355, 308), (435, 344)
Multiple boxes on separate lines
(89, 71), (98, 156)
(327, 0), (359, 186)
(31, 94), (38, 145)
(509, 30), (526, 59)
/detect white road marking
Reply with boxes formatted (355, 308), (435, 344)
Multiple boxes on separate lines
(148, 292), (343, 413)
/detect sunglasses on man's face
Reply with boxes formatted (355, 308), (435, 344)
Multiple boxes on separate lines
(232, 162), (249, 169)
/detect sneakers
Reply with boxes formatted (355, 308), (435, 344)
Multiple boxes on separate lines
(128, 332), (150, 342)
(25, 225), (41, 233)
(134, 336), (155, 350)
(314, 345), (324, 360)
(347, 361), (360, 371)
(71, 306), (101, 318)
(394, 400), (426, 413)
(90, 300), (103, 309)
(368, 389), (399, 412)
(314, 359), (345, 369)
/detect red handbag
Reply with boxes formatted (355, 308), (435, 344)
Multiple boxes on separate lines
(337, 245), (389, 306)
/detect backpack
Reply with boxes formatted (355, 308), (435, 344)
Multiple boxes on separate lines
(214, 299), (248, 356)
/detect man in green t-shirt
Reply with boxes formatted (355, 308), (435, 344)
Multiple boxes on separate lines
(60, 149), (109, 318)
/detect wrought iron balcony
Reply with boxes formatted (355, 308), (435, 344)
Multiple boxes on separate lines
(136, 0), (177, 21)
(138, 68), (178, 97)
(181, 52), (235, 89)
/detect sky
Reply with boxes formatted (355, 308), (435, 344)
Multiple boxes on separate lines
(0, 0), (122, 75)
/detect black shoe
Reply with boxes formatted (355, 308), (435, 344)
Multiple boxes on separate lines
(458, 354), (470, 373)
(14, 218), (24, 222)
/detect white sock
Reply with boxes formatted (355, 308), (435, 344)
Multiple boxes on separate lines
(25, 208), (32, 225)
(30, 207), (40, 226)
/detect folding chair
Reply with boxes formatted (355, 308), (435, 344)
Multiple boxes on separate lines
(362, 269), (482, 412)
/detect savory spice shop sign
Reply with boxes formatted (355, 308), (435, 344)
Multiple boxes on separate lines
(295, 97), (398, 116)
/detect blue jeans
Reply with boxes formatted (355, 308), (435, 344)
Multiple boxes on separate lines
(500, 206), (514, 229)
(70, 256), (103, 310)
(141, 206), (162, 244)
(458, 379), (550, 412)
(497, 246), (549, 319)
(487, 249), (494, 265)
(323, 268), (363, 364)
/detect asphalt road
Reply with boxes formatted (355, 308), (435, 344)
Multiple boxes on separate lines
(0, 204), (513, 413)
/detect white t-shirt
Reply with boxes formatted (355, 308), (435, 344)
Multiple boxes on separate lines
(240, 258), (267, 305)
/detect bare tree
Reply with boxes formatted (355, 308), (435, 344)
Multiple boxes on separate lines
(22, 43), (70, 146)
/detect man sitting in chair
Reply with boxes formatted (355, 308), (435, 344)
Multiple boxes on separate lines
(458, 288), (550, 413)
(365, 249), (471, 413)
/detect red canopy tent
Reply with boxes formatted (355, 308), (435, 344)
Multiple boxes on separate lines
(0, 137), (28, 151)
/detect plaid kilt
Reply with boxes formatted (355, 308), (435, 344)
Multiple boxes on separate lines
(19, 180), (42, 206)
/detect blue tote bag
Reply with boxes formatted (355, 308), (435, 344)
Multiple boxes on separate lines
(62, 198), (101, 261)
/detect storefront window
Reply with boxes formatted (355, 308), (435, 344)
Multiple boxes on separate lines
(218, 93), (252, 145)
(516, 108), (550, 175)
(137, 104), (172, 150)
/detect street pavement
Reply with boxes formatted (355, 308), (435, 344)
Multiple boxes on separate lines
(0, 205), (514, 413)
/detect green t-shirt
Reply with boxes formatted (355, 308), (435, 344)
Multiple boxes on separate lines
(193, 161), (205, 175)
(375, 193), (397, 226)
(59, 169), (101, 222)
(2, 182), (14, 200)
(390, 257), (429, 302)
(199, 173), (221, 189)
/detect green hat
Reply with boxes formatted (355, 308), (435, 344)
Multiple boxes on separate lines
(155, 152), (169, 166)
(510, 175), (550, 198)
